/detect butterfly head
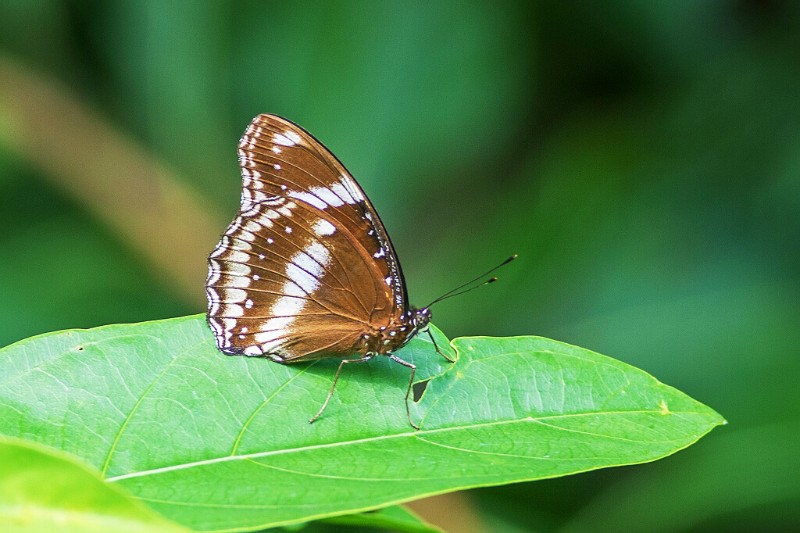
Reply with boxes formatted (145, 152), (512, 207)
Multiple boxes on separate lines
(409, 307), (432, 331)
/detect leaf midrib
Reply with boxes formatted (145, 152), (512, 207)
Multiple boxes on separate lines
(105, 408), (703, 483)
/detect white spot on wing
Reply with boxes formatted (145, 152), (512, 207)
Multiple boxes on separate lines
(340, 174), (366, 201)
(227, 275), (251, 289)
(289, 190), (328, 210)
(226, 262), (250, 277)
(307, 242), (330, 266)
(225, 288), (247, 303)
(207, 287), (220, 314)
(224, 303), (244, 317)
(273, 130), (302, 146)
(288, 261), (320, 293)
(228, 250), (250, 263)
(207, 261), (221, 284)
(330, 182), (357, 204)
(244, 221), (261, 233)
(313, 218), (336, 236)
(222, 318), (236, 345)
(309, 186), (345, 207)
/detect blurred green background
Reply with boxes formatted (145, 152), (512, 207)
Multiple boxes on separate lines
(1, 1), (798, 532)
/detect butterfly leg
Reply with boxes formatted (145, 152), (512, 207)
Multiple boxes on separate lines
(309, 355), (374, 424)
(426, 328), (455, 363)
(388, 354), (420, 430)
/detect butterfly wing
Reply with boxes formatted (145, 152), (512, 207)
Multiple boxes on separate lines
(206, 114), (407, 361)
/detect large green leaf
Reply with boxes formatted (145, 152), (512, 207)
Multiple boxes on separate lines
(0, 315), (723, 531)
(0, 436), (184, 533)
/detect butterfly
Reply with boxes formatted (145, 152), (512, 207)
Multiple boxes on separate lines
(205, 114), (447, 429)
(206, 114), (513, 428)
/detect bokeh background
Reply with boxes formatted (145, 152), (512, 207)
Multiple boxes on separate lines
(1, 1), (799, 532)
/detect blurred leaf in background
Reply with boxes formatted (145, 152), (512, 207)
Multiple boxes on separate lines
(1, 1), (798, 532)
(0, 436), (185, 532)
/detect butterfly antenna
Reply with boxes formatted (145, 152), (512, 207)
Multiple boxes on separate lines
(427, 254), (517, 307)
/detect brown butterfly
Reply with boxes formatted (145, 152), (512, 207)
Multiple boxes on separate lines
(206, 114), (512, 428)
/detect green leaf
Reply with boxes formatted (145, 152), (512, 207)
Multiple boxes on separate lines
(0, 315), (723, 532)
(0, 436), (184, 533)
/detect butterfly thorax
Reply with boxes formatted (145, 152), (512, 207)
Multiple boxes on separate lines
(363, 307), (431, 356)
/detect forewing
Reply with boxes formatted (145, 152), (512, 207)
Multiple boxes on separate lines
(206, 114), (406, 360)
